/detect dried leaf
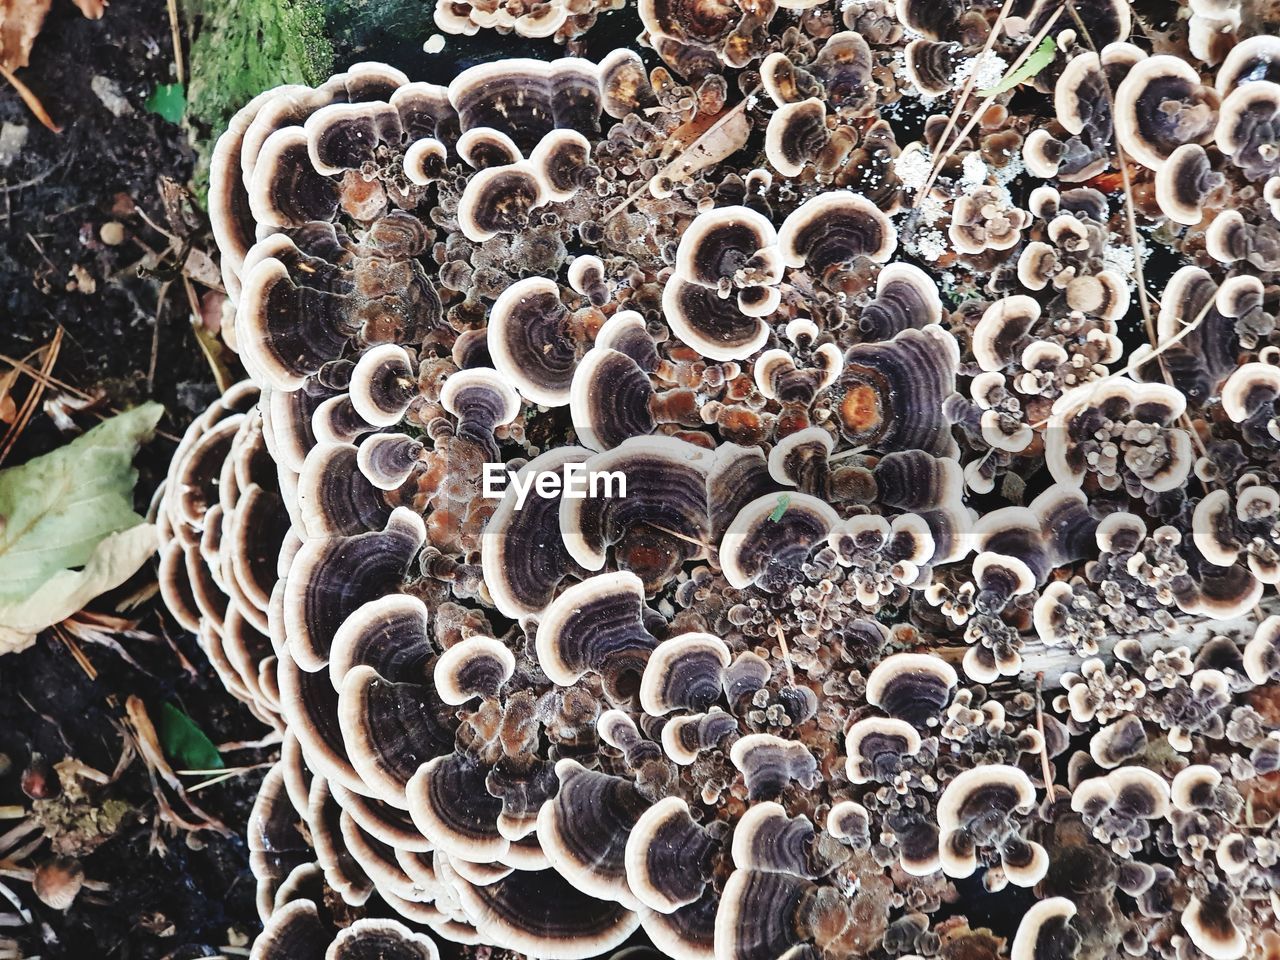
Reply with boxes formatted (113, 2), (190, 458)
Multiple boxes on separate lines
(0, 524), (156, 653)
(652, 101), (751, 192)
(0, 0), (51, 72)
(0, 403), (164, 653)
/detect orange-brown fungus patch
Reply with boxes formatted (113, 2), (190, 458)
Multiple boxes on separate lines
(840, 383), (883, 434)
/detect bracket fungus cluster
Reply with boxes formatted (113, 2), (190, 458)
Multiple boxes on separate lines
(161, 6), (1280, 960)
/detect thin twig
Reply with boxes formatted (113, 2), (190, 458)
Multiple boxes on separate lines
(0, 157), (67, 195)
(150, 281), (171, 393)
(0, 354), (91, 400)
(915, 8), (1065, 206)
(928, 0), (1018, 171)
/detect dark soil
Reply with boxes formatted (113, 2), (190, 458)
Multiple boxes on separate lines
(0, 1), (264, 957)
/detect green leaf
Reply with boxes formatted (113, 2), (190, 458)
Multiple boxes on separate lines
(145, 83), (186, 124)
(0, 403), (164, 652)
(977, 36), (1058, 98)
(156, 702), (225, 771)
(768, 493), (792, 522)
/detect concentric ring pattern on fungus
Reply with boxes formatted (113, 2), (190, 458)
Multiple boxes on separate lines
(158, 10), (1280, 960)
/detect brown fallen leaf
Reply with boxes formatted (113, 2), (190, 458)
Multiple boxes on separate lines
(69, 0), (105, 18)
(0, 0), (103, 131)
(0, 0), (52, 72)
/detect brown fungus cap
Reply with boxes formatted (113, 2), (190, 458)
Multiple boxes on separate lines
(567, 254), (609, 306)
(844, 716), (921, 784)
(728, 733), (818, 800)
(720, 492), (838, 590)
(356, 432), (424, 491)
(339, 663), (454, 806)
(713, 869), (837, 960)
(250, 899), (330, 960)
(304, 100), (404, 176)
(1245, 614), (1280, 683)
(458, 163), (547, 243)
(675, 205), (780, 292)
(440, 367), (521, 460)
(599, 49), (658, 119)
(448, 58), (602, 152)
(531, 128), (593, 203)
(535, 571), (659, 692)
(570, 345), (657, 450)
(481, 446), (592, 621)
(433, 635), (516, 705)
(1155, 142), (1222, 225)
(349, 344), (418, 427)
(855, 263), (942, 342)
(729, 802), (829, 879)
(237, 256), (355, 392)
(765, 99), (831, 178)
(489, 277), (577, 407)
(865, 653), (957, 726)
(443, 862), (639, 959)
(936, 765), (1043, 884)
(777, 191), (897, 272)
(833, 326), (960, 456)
(662, 276), (771, 362)
(905, 40), (961, 98)
(328, 593), (432, 687)
(328, 918), (440, 960)
(457, 127), (524, 169)
(407, 752), (509, 862)
(404, 137), (447, 185)
(623, 796), (717, 914)
(1216, 35), (1280, 95)
(537, 758), (648, 907)
(297, 442), (391, 539)
(1182, 890), (1246, 960)
(639, 632), (731, 715)
(283, 507), (425, 671)
(1010, 897), (1079, 960)
(560, 437), (713, 590)
(1114, 55), (1219, 170)
(1215, 80), (1280, 180)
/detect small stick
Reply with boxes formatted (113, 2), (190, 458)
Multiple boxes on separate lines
(1034, 672), (1054, 789)
(772, 617), (797, 686)
(915, 7), (1065, 206)
(149, 280), (171, 392)
(167, 0), (186, 86)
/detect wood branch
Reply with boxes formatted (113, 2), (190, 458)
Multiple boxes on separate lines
(1021, 599), (1275, 686)
(928, 595), (1280, 687)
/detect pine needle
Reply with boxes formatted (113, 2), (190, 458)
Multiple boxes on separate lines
(0, 65), (60, 134)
